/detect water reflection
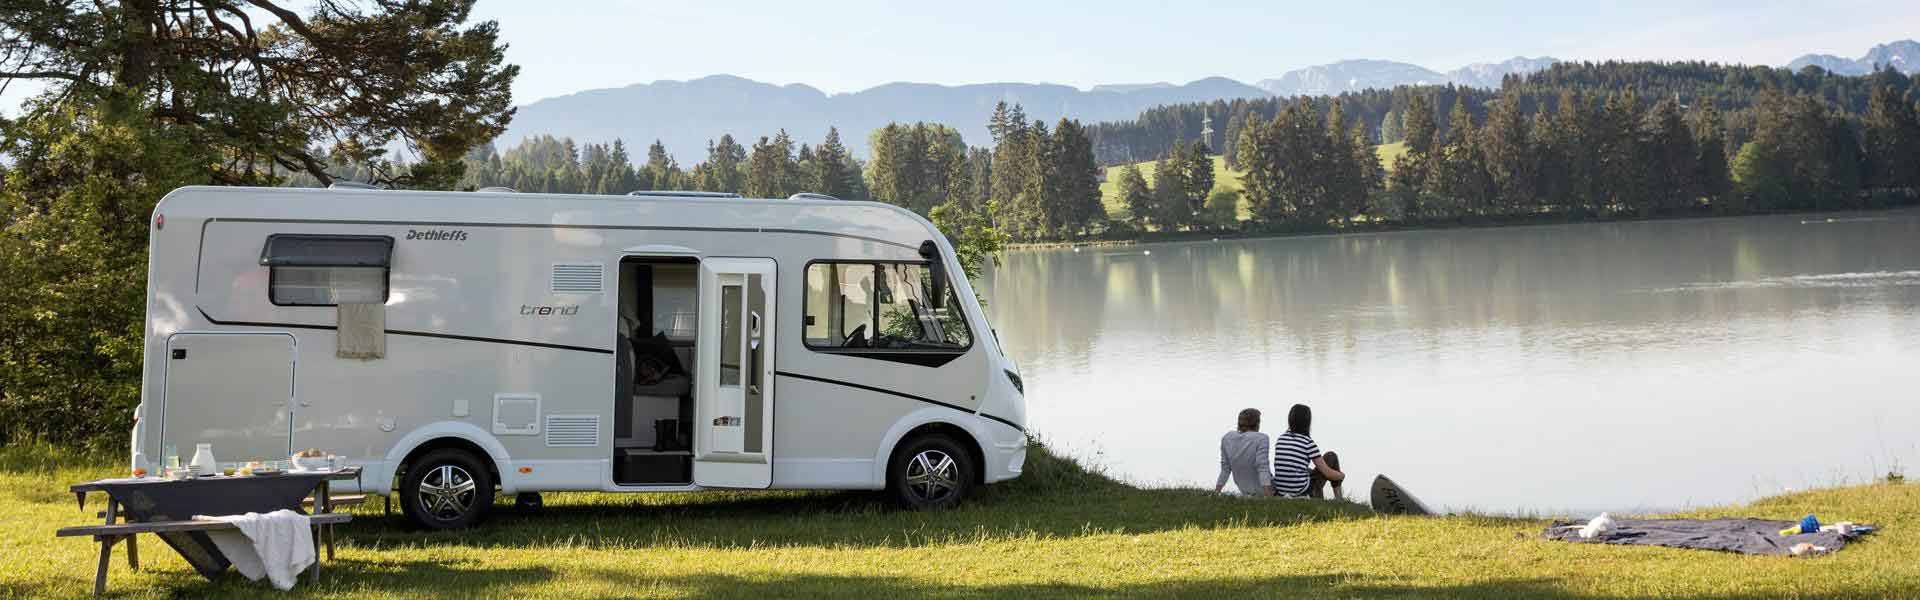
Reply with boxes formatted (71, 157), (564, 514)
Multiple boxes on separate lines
(986, 210), (1920, 514)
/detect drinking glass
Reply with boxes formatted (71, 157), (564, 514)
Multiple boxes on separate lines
(163, 446), (180, 470)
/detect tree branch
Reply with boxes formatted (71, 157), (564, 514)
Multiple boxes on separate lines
(242, 0), (318, 40)
(0, 70), (85, 81)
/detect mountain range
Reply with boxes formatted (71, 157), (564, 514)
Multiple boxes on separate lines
(1786, 40), (1920, 76)
(502, 40), (1919, 160)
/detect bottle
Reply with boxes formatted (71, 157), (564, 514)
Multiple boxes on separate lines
(190, 443), (218, 476)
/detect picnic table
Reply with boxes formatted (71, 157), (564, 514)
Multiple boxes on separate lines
(57, 467), (362, 597)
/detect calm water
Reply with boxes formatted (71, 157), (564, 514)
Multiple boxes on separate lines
(983, 209), (1920, 514)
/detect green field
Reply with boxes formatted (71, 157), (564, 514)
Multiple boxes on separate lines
(1099, 142), (1408, 222)
(2, 442), (1915, 599)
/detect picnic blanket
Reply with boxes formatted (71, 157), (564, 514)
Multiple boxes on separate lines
(198, 510), (315, 590)
(1541, 517), (1875, 556)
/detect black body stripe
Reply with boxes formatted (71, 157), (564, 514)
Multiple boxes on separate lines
(209, 218), (918, 250)
(775, 370), (1024, 433)
(196, 308), (614, 355)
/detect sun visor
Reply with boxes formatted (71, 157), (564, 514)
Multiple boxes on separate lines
(259, 234), (393, 267)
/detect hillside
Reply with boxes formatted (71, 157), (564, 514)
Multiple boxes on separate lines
(1098, 142), (1406, 220)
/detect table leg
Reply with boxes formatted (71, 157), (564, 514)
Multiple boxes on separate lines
(92, 535), (117, 598)
(126, 532), (139, 571)
(311, 526), (322, 584)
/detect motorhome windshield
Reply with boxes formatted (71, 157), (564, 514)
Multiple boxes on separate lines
(804, 262), (971, 351)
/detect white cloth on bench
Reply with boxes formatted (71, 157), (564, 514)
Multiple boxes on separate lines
(196, 509), (314, 590)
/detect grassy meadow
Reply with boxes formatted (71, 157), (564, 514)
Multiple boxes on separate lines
(1098, 142), (1408, 222)
(2, 441), (1916, 599)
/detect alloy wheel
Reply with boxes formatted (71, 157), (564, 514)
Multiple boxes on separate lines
(417, 464), (477, 519)
(903, 449), (959, 505)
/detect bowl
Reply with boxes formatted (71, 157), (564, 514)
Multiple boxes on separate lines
(292, 456), (332, 471)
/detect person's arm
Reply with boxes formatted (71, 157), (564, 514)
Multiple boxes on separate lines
(1215, 437), (1231, 493)
(1257, 433), (1273, 496)
(1313, 455), (1344, 482)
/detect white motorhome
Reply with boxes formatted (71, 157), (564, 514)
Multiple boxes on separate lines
(129, 186), (1027, 529)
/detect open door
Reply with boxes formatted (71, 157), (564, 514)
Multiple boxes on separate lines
(694, 258), (775, 488)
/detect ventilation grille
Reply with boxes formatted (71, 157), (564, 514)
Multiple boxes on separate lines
(545, 414), (600, 447)
(550, 263), (604, 294)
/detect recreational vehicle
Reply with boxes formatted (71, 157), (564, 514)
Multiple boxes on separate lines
(128, 186), (1027, 529)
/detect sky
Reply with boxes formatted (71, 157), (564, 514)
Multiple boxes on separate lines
(3, 0), (1917, 114)
(471, 0), (1920, 104)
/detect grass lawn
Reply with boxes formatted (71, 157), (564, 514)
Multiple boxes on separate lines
(1099, 143), (1408, 223)
(2, 442), (1915, 599)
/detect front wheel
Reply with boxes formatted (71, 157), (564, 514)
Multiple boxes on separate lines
(887, 435), (975, 510)
(400, 448), (494, 530)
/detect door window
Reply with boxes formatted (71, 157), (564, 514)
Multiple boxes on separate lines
(719, 283), (742, 387)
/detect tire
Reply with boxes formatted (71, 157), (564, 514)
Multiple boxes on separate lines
(399, 448), (494, 530)
(887, 434), (976, 510)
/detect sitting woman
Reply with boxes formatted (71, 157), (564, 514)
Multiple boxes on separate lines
(1272, 404), (1345, 499)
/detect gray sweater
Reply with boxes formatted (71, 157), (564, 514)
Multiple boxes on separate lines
(1217, 430), (1272, 495)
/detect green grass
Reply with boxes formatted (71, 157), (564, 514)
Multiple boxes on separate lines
(1376, 141), (1408, 169)
(3, 442), (1916, 599)
(1099, 143), (1407, 222)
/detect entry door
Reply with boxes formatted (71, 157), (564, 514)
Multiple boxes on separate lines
(694, 258), (776, 488)
(162, 333), (296, 465)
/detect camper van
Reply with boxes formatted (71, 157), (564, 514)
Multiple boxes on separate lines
(129, 186), (1027, 529)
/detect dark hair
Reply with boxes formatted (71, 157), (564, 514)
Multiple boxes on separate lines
(1287, 404), (1312, 436)
(1236, 408), (1261, 432)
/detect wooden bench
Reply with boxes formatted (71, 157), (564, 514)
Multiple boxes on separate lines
(57, 513), (352, 597)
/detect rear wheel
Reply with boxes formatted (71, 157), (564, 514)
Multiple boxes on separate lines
(887, 435), (975, 510)
(400, 448), (494, 530)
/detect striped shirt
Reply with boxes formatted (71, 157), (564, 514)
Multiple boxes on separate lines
(1271, 431), (1322, 497)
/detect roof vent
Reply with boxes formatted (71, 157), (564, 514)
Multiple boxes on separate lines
(788, 193), (841, 201)
(476, 186), (518, 193)
(327, 181), (381, 190)
(626, 190), (742, 199)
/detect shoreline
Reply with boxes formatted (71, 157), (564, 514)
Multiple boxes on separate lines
(1005, 203), (1920, 251)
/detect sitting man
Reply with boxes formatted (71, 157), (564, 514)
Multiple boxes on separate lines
(1215, 408), (1273, 496)
(1272, 404), (1345, 499)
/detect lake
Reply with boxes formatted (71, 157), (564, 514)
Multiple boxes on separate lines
(983, 209), (1920, 515)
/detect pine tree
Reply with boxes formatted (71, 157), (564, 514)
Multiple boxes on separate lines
(697, 135), (746, 193)
(1380, 108), (1405, 144)
(813, 127), (855, 199)
(1117, 164), (1153, 228)
(1863, 81), (1920, 191)
(1179, 139), (1215, 222)
(1692, 100), (1733, 208)
(1051, 119), (1106, 236)
(1404, 94), (1438, 155)
(745, 130), (800, 198)
(1481, 94), (1535, 215)
(1641, 97), (1701, 215)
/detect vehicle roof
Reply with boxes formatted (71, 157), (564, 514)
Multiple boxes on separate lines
(156, 186), (941, 250)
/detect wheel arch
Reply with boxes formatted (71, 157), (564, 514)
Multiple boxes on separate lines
(379, 421), (513, 495)
(876, 409), (990, 487)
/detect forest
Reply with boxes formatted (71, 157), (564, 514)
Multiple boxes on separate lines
(362, 61), (1920, 241)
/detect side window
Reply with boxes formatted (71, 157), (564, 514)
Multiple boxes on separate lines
(803, 262), (971, 351)
(259, 234), (393, 306)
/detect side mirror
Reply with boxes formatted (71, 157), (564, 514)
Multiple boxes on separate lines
(919, 240), (948, 310)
